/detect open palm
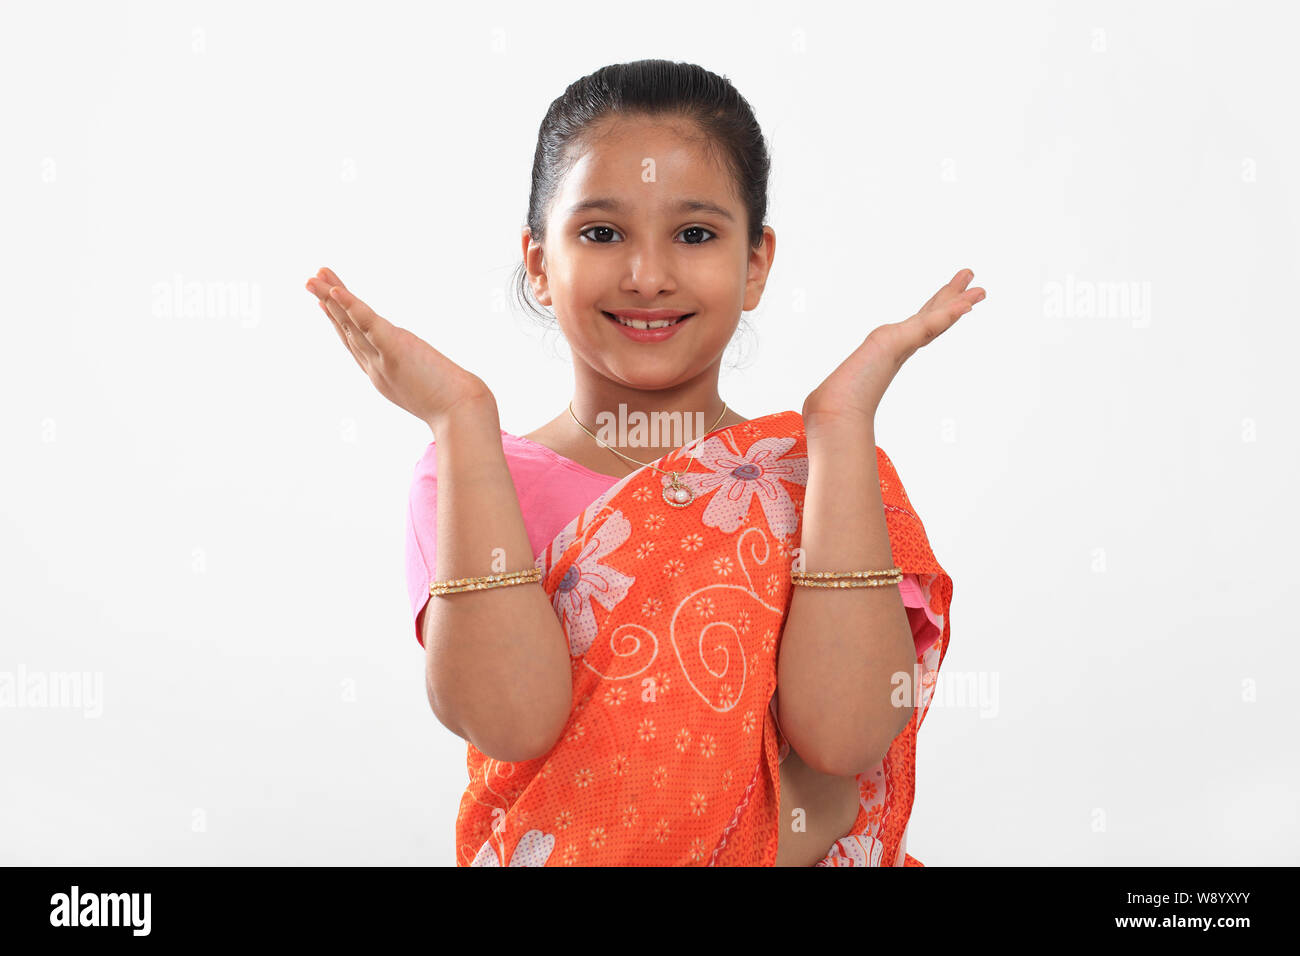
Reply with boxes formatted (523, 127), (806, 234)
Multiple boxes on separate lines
(803, 268), (987, 426)
(304, 266), (494, 428)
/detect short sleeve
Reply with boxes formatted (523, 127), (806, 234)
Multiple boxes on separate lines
(898, 573), (942, 657)
(405, 441), (438, 649)
(899, 571), (948, 734)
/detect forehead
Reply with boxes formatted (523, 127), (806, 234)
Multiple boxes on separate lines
(555, 116), (737, 212)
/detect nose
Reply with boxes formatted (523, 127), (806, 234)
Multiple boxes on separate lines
(620, 241), (677, 297)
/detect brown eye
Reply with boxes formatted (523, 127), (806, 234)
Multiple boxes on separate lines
(579, 226), (620, 243)
(679, 226), (716, 244)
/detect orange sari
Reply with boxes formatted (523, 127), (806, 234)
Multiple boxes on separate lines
(457, 410), (952, 866)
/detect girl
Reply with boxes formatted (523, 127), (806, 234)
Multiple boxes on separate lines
(304, 59), (984, 867)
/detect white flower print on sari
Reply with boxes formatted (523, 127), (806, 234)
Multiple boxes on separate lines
(551, 510), (635, 656)
(668, 434), (809, 536)
(471, 828), (555, 866)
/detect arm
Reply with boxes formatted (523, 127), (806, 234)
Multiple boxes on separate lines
(783, 268), (986, 775)
(775, 417), (916, 777)
(422, 397), (573, 764)
(302, 268), (574, 765)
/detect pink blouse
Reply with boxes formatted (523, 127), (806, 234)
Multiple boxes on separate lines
(405, 430), (943, 658)
(405, 430), (624, 648)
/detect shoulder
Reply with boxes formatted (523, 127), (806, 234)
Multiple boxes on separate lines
(410, 439), (438, 481)
(410, 428), (521, 471)
(410, 432), (571, 489)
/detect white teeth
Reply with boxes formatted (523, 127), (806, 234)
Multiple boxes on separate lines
(609, 313), (686, 329)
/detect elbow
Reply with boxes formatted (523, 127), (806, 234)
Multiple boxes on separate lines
(432, 706), (561, 763)
(474, 712), (566, 763)
(421, 614), (573, 763)
(782, 718), (859, 778)
(474, 730), (555, 764)
(496, 701), (568, 763)
(815, 706), (915, 777)
(426, 675), (568, 764)
(810, 747), (875, 779)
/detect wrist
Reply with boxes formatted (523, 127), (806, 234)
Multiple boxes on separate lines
(802, 408), (876, 444)
(427, 394), (500, 439)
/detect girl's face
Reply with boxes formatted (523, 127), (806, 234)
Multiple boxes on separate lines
(523, 115), (775, 392)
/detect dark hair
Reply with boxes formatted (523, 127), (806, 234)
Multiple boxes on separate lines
(512, 59), (771, 365)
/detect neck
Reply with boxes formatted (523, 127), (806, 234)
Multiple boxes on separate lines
(568, 368), (733, 457)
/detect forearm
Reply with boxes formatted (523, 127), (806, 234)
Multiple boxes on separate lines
(423, 400), (573, 763)
(776, 416), (917, 776)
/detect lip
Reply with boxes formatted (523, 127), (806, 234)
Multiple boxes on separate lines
(602, 309), (694, 342)
(608, 309), (692, 321)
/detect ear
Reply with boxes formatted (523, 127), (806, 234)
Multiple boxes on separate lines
(520, 227), (552, 307)
(742, 226), (777, 313)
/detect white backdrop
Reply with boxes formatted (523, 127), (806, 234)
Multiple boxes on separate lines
(3, 0), (1296, 866)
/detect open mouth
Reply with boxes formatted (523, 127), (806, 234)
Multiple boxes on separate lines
(603, 311), (695, 329)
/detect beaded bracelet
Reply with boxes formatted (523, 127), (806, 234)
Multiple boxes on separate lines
(791, 566), (903, 588)
(429, 566), (543, 597)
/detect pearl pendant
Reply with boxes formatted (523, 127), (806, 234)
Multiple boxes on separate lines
(663, 474), (695, 507)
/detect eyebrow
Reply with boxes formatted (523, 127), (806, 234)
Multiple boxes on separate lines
(565, 197), (736, 223)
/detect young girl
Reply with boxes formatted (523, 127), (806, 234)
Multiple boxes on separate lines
(304, 59), (984, 867)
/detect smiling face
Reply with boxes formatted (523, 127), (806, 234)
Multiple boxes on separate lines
(522, 114), (775, 392)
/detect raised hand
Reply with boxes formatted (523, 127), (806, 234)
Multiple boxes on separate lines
(304, 267), (496, 429)
(802, 268), (987, 428)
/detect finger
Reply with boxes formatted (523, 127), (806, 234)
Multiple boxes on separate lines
(322, 291), (379, 361)
(307, 278), (368, 358)
(905, 291), (977, 354)
(317, 266), (345, 290)
(918, 269), (974, 314)
(306, 276), (382, 367)
(316, 297), (368, 371)
(318, 298), (366, 370)
(306, 275), (341, 306)
(922, 269), (972, 311)
(327, 286), (381, 362)
(328, 284), (375, 336)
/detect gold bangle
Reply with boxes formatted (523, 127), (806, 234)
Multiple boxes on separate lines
(792, 567), (901, 580)
(791, 567), (902, 588)
(792, 576), (902, 588)
(429, 566), (543, 597)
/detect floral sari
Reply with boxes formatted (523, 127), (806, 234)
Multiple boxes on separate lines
(458, 410), (952, 866)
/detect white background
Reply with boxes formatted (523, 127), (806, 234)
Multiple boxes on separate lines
(3, 0), (1296, 865)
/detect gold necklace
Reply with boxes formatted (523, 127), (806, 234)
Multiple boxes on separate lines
(567, 400), (728, 508)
